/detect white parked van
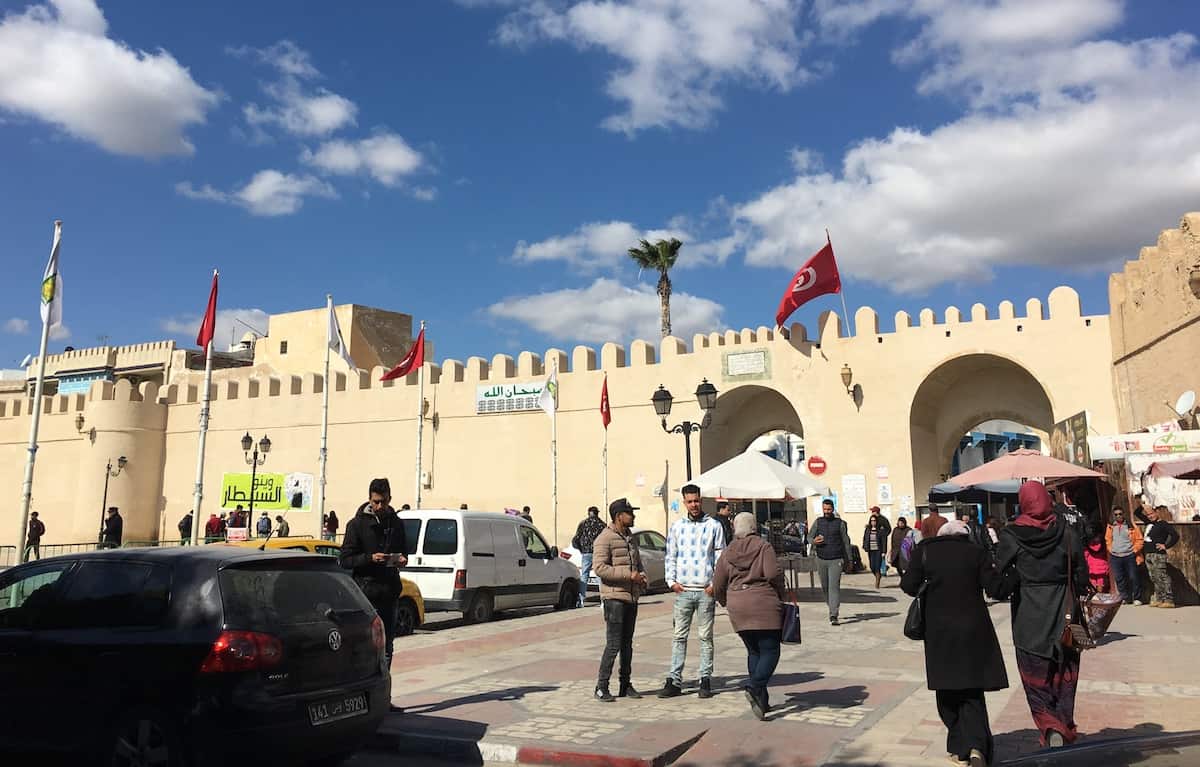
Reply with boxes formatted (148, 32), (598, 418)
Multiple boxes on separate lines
(396, 509), (580, 623)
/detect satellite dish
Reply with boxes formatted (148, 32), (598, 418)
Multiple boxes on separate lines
(1175, 390), (1196, 416)
(19, 354), (32, 367)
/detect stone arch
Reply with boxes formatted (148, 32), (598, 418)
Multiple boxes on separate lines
(909, 354), (1054, 499)
(699, 385), (804, 472)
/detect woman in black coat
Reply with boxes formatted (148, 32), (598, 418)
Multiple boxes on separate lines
(902, 519), (1008, 767)
(862, 513), (889, 588)
(992, 480), (1089, 749)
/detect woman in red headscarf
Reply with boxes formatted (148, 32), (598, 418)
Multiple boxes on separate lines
(991, 481), (1090, 749)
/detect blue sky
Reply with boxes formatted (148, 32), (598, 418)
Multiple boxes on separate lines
(1, 0), (1196, 369)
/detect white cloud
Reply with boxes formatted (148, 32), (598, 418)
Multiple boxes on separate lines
(49, 323), (70, 341)
(410, 186), (437, 201)
(3, 318), (30, 334)
(489, 0), (813, 133)
(176, 170), (336, 217)
(487, 277), (724, 343)
(233, 40), (357, 138)
(162, 307), (269, 351)
(513, 219), (739, 271)
(0, 0), (218, 157)
(734, 2), (1200, 292)
(302, 132), (424, 186)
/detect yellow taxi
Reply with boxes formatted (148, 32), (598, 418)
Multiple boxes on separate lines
(226, 536), (425, 635)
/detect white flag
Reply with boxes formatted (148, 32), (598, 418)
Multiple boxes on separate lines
(40, 221), (63, 331)
(538, 365), (558, 418)
(327, 301), (356, 370)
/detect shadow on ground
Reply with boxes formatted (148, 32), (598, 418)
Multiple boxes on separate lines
(793, 588), (899, 605)
(399, 685), (557, 715)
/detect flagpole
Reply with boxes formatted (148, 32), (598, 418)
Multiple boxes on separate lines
(827, 229), (854, 337)
(415, 320), (426, 509)
(551, 360), (558, 545)
(319, 295), (333, 530)
(602, 427), (608, 510)
(190, 269), (217, 546)
(17, 313), (54, 558)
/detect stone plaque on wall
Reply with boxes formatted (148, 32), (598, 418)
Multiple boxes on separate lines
(723, 349), (770, 382)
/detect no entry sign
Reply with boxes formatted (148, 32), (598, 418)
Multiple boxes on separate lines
(807, 456), (827, 475)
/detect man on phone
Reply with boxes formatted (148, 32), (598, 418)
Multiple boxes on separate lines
(340, 478), (409, 678)
(812, 498), (852, 625)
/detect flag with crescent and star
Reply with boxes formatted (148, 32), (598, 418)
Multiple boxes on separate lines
(381, 327), (425, 381)
(774, 235), (841, 327)
(600, 374), (611, 428)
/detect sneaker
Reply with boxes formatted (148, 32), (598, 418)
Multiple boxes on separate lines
(657, 679), (683, 698)
(968, 748), (988, 767)
(617, 682), (642, 699)
(698, 677), (714, 699)
(745, 688), (766, 721)
(1133, 599), (1143, 606)
(1047, 730), (1065, 748)
(830, 616), (840, 626)
(945, 755), (968, 766)
(594, 685), (615, 703)
(1157, 601), (1176, 609)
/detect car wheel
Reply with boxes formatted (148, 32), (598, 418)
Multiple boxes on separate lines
(109, 707), (184, 767)
(395, 598), (419, 637)
(555, 581), (578, 610)
(464, 590), (494, 623)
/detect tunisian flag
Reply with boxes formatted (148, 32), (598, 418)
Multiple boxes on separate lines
(381, 327), (425, 381)
(600, 375), (611, 428)
(774, 237), (841, 327)
(196, 270), (219, 350)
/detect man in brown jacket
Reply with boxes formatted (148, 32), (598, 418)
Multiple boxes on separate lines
(592, 498), (648, 702)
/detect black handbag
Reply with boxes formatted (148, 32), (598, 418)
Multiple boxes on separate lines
(903, 545), (927, 641)
(782, 598), (802, 644)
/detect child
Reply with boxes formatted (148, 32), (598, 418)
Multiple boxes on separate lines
(1084, 535), (1110, 593)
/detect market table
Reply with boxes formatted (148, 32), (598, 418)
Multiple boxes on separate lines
(781, 553), (817, 594)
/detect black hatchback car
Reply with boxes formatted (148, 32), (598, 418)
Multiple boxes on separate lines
(0, 547), (390, 765)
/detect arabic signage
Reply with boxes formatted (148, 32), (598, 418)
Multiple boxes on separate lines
(476, 382), (545, 415)
(841, 474), (868, 515)
(1088, 430), (1200, 460)
(723, 349), (770, 381)
(1049, 411), (1091, 467)
(221, 472), (313, 512)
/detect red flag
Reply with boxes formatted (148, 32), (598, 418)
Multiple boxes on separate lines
(774, 237), (841, 327)
(600, 375), (611, 428)
(196, 270), (218, 349)
(381, 327), (425, 381)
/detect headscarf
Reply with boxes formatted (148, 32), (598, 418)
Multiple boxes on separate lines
(938, 519), (970, 537)
(733, 512), (757, 539)
(1014, 480), (1056, 530)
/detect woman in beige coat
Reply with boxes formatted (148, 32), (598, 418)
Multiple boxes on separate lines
(713, 512), (786, 720)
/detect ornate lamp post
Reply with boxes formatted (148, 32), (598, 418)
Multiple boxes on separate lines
(651, 379), (718, 480)
(98, 455), (127, 545)
(241, 432), (271, 537)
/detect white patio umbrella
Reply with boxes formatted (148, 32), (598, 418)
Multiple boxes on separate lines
(687, 449), (830, 500)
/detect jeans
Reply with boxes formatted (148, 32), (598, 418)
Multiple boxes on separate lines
(579, 553), (593, 606)
(936, 688), (993, 763)
(1110, 554), (1138, 602)
(598, 600), (638, 686)
(739, 629), (782, 694)
(817, 558), (843, 618)
(668, 589), (716, 683)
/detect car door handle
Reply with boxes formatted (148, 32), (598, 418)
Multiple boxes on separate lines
(518, 559), (526, 567)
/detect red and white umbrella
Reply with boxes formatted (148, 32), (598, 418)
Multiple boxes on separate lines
(947, 448), (1104, 488)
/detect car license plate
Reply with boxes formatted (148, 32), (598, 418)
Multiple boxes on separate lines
(308, 692), (369, 726)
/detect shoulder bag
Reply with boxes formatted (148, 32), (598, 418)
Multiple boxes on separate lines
(1060, 538), (1096, 651)
(781, 593), (802, 644)
(903, 545), (927, 641)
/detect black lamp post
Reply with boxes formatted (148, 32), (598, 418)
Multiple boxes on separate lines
(98, 455), (127, 545)
(652, 379), (718, 480)
(242, 432), (271, 537)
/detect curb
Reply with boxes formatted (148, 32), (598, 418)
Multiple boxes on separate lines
(370, 726), (705, 767)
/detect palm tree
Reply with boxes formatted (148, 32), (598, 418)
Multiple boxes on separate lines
(628, 238), (682, 338)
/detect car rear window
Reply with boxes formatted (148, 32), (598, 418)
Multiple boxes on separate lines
(422, 519), (458, 555)
(219, 561), (374, 628)
(49, 561), (171, 629)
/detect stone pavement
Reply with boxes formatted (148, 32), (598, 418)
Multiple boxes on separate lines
(371, 573), (1200, 766)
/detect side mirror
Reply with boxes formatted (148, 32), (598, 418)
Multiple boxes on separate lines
(549, 546), (559, 559)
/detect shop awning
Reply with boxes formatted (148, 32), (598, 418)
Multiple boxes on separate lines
(1148, 457), (1200, 480)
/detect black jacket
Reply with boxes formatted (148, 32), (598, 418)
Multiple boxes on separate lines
(178, 514), (192, 538)
(572, 514), (608, 554)
(862, 521), (888, 554)
(339, 504), (407, 596)
(812, 515), (851, 561)
(965, 518), (994, 554)
(1143, 517), (1180, 551)
(102, 513), (123, 545)
(901, 536), (1008, 692)
(993, 518), (1088, 661)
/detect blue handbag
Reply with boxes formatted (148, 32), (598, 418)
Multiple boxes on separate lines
(782, 598), (802, 644)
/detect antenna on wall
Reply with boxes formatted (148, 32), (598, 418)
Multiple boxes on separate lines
(1165, 390), (1197, 429)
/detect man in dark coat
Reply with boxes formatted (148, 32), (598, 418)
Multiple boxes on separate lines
(101, 507), (123, 548)
(339, 478), (408, 677)
(902, 520), (1007, 766)
(177, 511), (193, 545)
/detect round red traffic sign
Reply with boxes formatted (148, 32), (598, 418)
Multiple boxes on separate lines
(807, 456), (827, 475)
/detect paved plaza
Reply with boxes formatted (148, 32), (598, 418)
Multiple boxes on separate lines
(369, 572), (1200, 766)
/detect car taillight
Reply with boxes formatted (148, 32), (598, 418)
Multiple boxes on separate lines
(370, 615), (385, 653)
(453, 569), (467, 589)
(199, 630), (284, 673)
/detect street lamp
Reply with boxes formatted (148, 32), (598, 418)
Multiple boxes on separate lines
(242, 432), (271, 537)
(652, 379), (718, 480)
(98, 455), (127, 545)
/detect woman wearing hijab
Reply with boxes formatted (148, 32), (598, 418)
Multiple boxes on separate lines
(993, 481), (1089, 749)
(902, 518), (1007, 767)
(713, 512), (787, 721)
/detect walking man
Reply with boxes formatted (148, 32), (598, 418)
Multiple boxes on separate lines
(1143, 505), (1180, 608)
(275, 515), (290, 537)
(715, 501), (735, 551)
(812, 498), (851, 625)
(592, 498), (647, 702)
(24, 512), (45, 561)
(339, 478), (408, 678)
(177, 511), (193, 545)
(572, 506), (607, 607)
(101, 506), (123, 549)
(256, 511), (272, 538)
(659, 483), (726, 699)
